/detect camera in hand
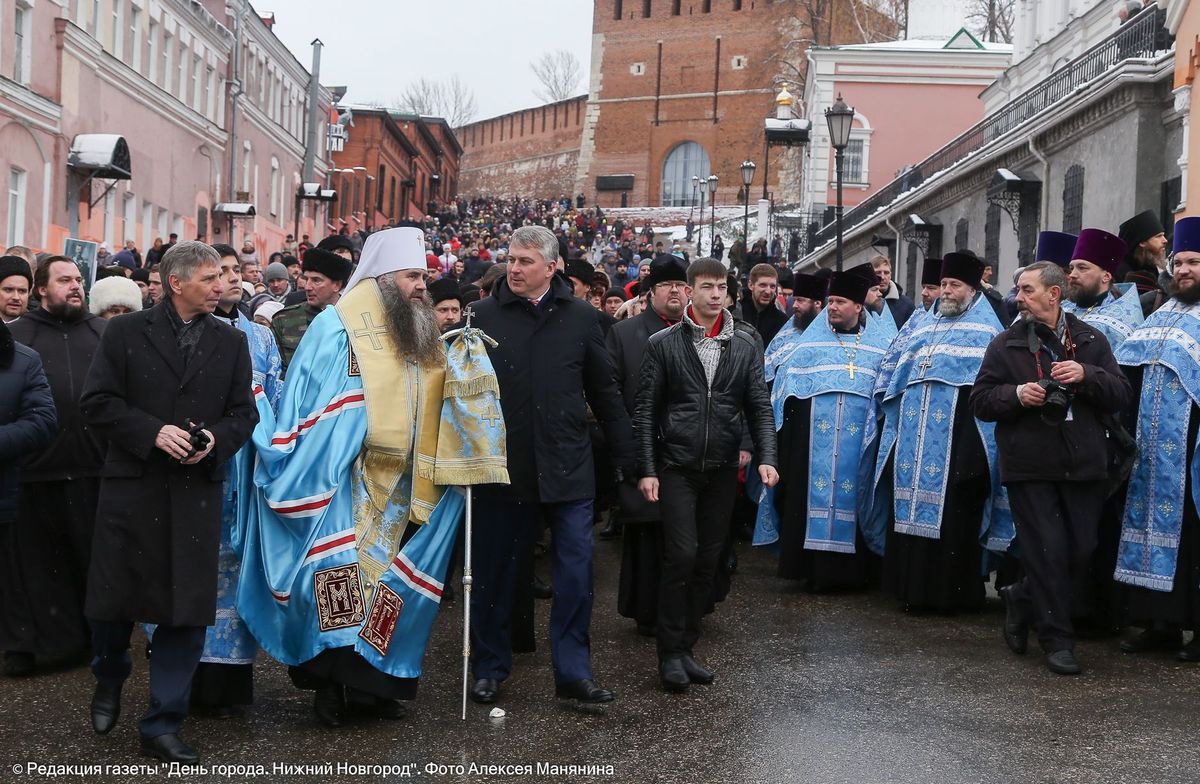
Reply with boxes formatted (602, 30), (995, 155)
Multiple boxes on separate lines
(185, 421), (210, 460)
(1037, 380), (1074, 425)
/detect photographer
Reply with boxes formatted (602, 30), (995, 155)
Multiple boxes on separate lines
(970, 261), (1131, 675)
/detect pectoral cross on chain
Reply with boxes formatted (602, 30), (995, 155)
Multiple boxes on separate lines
(354, 312), (389, 351)
(918, 354), (934, 378)
(846, 362), (856, 380)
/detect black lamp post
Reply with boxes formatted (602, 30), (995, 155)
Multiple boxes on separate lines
(697, 180), (707, 252)
(739, 160), (756, 249)
(707, 174), (718, 258)
(825, 93), (854, 272)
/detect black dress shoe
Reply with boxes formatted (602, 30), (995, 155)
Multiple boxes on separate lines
(374, 698), (408, 719)
(555, 678), (616, 703)
(531, 575), (553, 600)
(1120, 627), (1183, 653)
(1045, 649), (1082, 675)
(659, 658), (689, 694)
(470, 678), (499, 704)
(90, 682), (122, 735)
(597, 517), (622, 540)
(680, 655), (714, 685)
(313, 684), (345, 727)
(1177, 638), (1200, 663)
(140, 734), (199, 764)
(3, 651), (34, 677)
(998, 586), (1028, 655)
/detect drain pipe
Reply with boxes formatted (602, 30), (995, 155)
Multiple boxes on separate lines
(1028, 136), (1050, 230)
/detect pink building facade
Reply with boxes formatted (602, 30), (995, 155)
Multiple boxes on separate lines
(799, 31), (1012, 218)
(0, 0), (329, 258)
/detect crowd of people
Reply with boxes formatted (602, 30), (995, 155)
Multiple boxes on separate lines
(0, 194), (1196, 765)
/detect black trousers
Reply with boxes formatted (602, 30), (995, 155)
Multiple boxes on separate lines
(90, 620), (205, 739)
(1006, 480), (1105, 653)
(656, 467), (738, 659)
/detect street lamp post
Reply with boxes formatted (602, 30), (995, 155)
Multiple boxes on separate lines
(697, 182), (707, 253)
(824, 93), (854, 272)
(739, 160), (756, 250)
(707, 174), (719, 258)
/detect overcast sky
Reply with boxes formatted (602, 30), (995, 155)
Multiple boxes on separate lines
(269, 0), (595, 122)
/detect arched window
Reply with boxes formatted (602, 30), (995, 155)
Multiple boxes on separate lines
(1063, 165), (1085, 235)
(660, 141), (711, 207)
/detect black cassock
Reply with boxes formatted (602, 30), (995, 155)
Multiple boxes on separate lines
(880, 388), (988, 612)
(774, 397), (878, 591)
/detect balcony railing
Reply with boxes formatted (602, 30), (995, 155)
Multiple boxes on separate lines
(811, 5), (1171, 249)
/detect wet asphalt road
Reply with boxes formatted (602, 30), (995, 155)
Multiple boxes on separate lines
(1, 534), (1197, 784)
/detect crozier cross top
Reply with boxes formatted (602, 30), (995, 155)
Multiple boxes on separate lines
(354, 312), (389, 351)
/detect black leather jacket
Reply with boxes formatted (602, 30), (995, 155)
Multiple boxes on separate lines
(634, 311), (777, 476)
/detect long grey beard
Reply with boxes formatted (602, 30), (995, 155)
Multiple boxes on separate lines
(938, 296), (970, 318)
(378, 278), (443, 366)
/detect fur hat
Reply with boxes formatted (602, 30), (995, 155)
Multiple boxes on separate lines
(88, 276), (143, 316)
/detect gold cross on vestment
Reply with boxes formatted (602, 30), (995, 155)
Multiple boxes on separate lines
(847, 362), (856, 380)
(482, 402), (502, 427)
(353, 312), (389, 351)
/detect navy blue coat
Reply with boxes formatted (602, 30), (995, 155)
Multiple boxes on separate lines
(0, 322), (57, 523)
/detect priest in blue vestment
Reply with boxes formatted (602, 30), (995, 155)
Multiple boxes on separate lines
(866, 253), (1013, 612)
(769, 265), (890, 590)
(1061, 228), (1143, 630)
(235, 225), (508, 725)
(187, 245), (282, 715)
(762, 273), (828, 386)
(1113, 216), (1200, 662)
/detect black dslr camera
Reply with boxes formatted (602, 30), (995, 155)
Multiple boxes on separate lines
(1036, 379), (1075, 426)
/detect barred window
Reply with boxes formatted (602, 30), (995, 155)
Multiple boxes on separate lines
(843, 140), (865, 183)
(1062, 165), (1085, 235)
(955, 218), (969, 252)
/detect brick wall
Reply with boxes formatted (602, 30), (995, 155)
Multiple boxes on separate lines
(457, 96), (589, 199)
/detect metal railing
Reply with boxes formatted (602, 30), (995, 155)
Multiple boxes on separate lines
(811, 6), (1171, 249)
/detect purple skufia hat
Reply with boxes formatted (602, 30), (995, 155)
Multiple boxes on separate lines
(1071, 229), (1127, 274)
(1173, 216), (1200, 255)
(940, 252), (984, 289)
(1035, 231), (1077, 268)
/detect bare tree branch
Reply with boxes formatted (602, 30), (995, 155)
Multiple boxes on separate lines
(964, 0), (1015, 43)
(530, 50), (583, 103)
(393, 75), (478, 127)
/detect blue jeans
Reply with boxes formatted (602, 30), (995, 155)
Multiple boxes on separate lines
(470, 496), (595, 685)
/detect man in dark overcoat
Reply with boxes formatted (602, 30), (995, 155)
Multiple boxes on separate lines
(466, 225), (634, 706)
(79, 241), (257, 763)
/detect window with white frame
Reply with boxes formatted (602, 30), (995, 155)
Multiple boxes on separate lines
(7, 168), (27, 247)
(270, 157), (280, 217)
(123, 192), (137, 245)
(156, 207), (168, 240)
(14, 2), (33, 86)
(103, 190), (116, 247)
(112, 0), (124, 58)
(162, 29), (173, 92)
(843, 139), (865, 183)
(206, 65), (216, 121)
(242, 142), (251, 191)
(177, 41), (187, 103)
(91, 0), (100, 36)
(142, 202), (153, 250)
(147, 19), (157, 82)
(192, 54), (202, 112)
(130, 7), (142, 72)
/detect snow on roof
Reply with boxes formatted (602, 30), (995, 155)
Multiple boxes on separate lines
(68, 134), (125, 168)
(833, 38), (1012, 53)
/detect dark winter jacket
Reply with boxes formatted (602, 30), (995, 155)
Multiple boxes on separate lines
(468, 275), (634, 503)
(0, 321), (56, 523)
(9, 308), (107, 481)
(969, 312), (1132, 484)
(736, 299), (789, 347)
(635, 309), (777, 477)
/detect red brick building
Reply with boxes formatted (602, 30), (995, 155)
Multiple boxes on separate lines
(458, 0), (886, 207)
(331, 109), (462, 228)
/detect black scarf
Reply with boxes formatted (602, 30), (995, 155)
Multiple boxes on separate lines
(162, 297), (208, 366)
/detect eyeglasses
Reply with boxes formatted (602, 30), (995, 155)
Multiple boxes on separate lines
(655, 282), (688, 291)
